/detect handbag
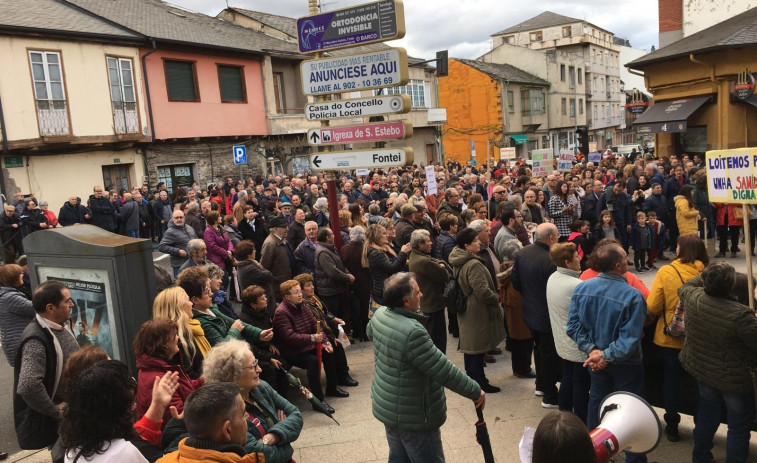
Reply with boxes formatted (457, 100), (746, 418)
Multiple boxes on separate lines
(732, 205), (744, 220)
(662, 266), (687, 339)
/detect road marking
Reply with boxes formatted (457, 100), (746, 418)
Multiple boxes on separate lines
(153, 254), (170, 262)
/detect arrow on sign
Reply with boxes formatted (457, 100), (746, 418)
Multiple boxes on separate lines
(312, 155), (322, 168)
(310, 132), (320, 144)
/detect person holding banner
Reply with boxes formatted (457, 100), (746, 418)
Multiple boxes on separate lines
(712, 202), (744, 258)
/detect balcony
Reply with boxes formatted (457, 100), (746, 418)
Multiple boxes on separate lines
(268, 109), (319, 135)
(112, 102), (139, 135)
(37, 100), (70, 136)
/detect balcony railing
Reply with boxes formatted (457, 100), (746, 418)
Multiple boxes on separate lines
(37, 100), (69, 136)
(274, 107), (305, 115)
(113, 101), (139, 134)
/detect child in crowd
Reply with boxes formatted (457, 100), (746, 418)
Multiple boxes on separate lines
(567, 220), (592, 271)
(629, 211), (653, 273)
(645, 210), (667, 269)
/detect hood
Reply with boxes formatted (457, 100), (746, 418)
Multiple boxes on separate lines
(167, 220), (185, 230)
(448, 246), (479, 268)
(0, 286), (23, 298)
(136, 352), (176, 372)
(674, 195), (688, 204)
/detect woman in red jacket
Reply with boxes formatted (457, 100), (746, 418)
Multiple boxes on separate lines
(712, 202), (743, 258)
(133, 318), (203, 429)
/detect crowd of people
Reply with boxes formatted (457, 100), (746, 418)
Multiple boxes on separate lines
(2, 148), (757, 462)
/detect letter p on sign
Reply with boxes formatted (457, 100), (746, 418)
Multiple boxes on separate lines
(233, 145), (247, 165)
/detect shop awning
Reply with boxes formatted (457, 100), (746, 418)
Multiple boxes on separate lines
(738, 94), (757, 108)
(510, 134), (530, 145)
(633, 96), (712, 134)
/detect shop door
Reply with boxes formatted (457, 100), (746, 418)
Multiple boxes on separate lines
(102, 165), (131, 192)
(156, 164), (194, 194)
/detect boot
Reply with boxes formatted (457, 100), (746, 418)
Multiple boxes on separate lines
(714, 252), (726, 258)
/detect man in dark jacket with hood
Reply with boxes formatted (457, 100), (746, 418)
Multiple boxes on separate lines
(58, 195), (90, 227)
(88, 186), (117, 232)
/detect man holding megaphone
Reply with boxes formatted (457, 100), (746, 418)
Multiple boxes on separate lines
(567, 243), (650, 463)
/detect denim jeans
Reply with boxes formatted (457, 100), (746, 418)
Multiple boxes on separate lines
(660, 347), (683, 426)
(587, 363), (647, 463)
(126, 229), (140, 238)
(558, 359), (590, 424)
(692, 381), (755, 463)
(385, 425), (445, 463)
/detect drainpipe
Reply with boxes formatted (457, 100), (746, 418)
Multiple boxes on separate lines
(0, 94), (9, 201)
(141, 40), (158, 142)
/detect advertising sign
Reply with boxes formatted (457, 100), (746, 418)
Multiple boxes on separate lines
(305, 94), (410, 121)
(297, 0), (405, 53)
(499, 147), (516, 161)
(301, 48), (409, 95)
(732, 70), (756, 101)
(706, 147), (757, 203)
(558, 149), (575, 172)
(531, 149), (554, 177)
(310, 147), (413, 171)
(307, 120), (412, 146)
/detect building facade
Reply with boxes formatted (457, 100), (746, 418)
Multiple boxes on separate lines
(658, 0), (755, 48)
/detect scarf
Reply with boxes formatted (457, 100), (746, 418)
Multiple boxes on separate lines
(188, 319), (211, 357)
(35, 313), (76, 399)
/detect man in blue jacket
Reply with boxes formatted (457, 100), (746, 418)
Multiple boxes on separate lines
(567, 243), (648, 463)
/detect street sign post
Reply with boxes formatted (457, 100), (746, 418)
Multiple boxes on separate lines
(301, 48), (408, 96)
(307, 120), (412, 146)
(310, 147), (413, 171)
(304, 94), (410, 121)
(233, 145), (247, 182)
(296, 0), (405, 53)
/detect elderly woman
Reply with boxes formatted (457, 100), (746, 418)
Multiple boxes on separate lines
(206, 262), (237, 319)
(340, 226), (371, 341)
(313, 197), (329, 228)
(201, 339), (303, 463)
(134, 319), (203, 427)
(646, 234), (708, 441)
(272, 280), (349, 414)
(314, 228), (354, 320)
(363, 224), (411, 306)
(378, 218), (401, 254)
(38, 201), (58, 228)
(546, 242), (589, 424)
(234, 240), (277, 316)
(177, 266), (270, 348)
(338, 209), (351, 245)
(203, 210), (233, 275)
(152, 286), (210, 379)
(448, 227), (505, 393)
(0, 264), (33, 367)
(239, 285), (289, 398)
(497, 240), (534, 379)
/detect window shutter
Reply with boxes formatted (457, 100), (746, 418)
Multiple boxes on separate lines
(218, 65), (244, 102)
(165, 61), (197, 101)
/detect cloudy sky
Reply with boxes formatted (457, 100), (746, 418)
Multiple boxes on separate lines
(169, 0), (659, 59)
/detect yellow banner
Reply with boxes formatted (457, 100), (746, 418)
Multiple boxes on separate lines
(706, 147), (757, 204)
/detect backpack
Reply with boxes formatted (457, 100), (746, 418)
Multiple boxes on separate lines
(444, 261), (469, 314)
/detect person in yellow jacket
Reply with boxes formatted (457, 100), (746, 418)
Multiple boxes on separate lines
(156, 383), (263, 463)
(674, 185), (700, 237)
(646, 234), (708, 443)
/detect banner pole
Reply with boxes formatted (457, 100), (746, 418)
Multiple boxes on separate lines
(744, 204), (754, 311)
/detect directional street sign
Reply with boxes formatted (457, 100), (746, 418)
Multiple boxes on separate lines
(301, 48), (408, 96)
(308, 120), (412, 146)
(305, 94), (410, 121)
(310, 147), (413, 171)
(296, 0), (405, 53)
(232, 145), (247, 165)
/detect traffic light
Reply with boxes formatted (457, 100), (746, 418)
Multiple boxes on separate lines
(436, 50), (448, 77)
(576, 127), (589, 155)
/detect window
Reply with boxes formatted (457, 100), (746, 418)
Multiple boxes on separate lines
(380, 80), (428, 107)
(579, 98), (584, 115)
(593, 104), (598, 119)
(507, 90), (514, 112)
(164, 60), (198, 101)
(562, 26), (572, 38)
(503, 35), (514, 44)
(521, 89), (545, 116)
(569, 98), (576, 117)
(578, 69), (582, 85)
(561, 98), (567, 115)
(29, 51), (69, 135)
(529, 31), (543, 42)
(217, 65), (246, 103)
(107, 57), (138, 134)
(569, 66), (575, 87)
(560, 64), (566, 82)
(272, 72), (285, 113)
(103, 165), (131, 193)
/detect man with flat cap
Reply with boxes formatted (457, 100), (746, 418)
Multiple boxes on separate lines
(260, 215), (294, 301)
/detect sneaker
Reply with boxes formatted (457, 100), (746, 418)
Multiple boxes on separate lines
(513, 369), (537, 379)
(541, 399), (559, 409)
(641, 266), (651, 272)
(664, 424), (680, 442)
(534, 389), (545, 397)
(648, 263), (657, 269)
(635, 266), (642, 273)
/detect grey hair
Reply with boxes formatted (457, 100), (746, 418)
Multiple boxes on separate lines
(409, 229), (431, 249)
(237, 190), (248, 200)
(202, 339), (251, 384)
(187, 202), (200, 213)
(349, 225), (366, 242)
(186, 238), (205, 256)
(314, 197), (328, 210)
(645, 162), (658, 171)
(204, 262), (225, 280)
(394, 196), (407, 209)
(509, 195), (523, 208)
(534, 223), (558, 241)
(468, 219), (486, 234)
(501, 239), (522, 262)
(368, 203), (381, 215)
(383, 272), (416, 308)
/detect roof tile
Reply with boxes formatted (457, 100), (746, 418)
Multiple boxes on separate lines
(455, 58), (550, 86)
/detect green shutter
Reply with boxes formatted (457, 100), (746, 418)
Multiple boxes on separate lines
(218, 65), (244, 102)
(164, 61), (197, 101)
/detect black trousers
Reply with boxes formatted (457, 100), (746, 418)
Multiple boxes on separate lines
(287, 346), (347, 401)
(531, 329), (561, 402)
(423, 310), (447, 354)
(510, 338), (534, 375)
(634, 249), (648, 269)
(718, 224), (741, 253)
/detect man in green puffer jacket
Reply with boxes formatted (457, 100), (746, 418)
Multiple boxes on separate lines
(367, 272), (485, 462)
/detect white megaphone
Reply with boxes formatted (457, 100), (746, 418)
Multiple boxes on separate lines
(590, 392), (662, 463)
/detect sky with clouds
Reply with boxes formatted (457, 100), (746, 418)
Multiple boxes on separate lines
(168, 0), (659, 59)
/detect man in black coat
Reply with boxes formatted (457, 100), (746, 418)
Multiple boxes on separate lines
(511, 223), (559, 407)
(88, 186), (117, 233)
(286, 208), (307, 250)
(58, 195), (90, 227)
(597, 181), (632, 250)
(0, 204), (24, 263)
(581, 180), (604, 227)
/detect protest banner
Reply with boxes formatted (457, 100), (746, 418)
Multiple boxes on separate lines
(531, 149), (554, 177)
(499, 147), (516, 161)
(588, 152), (601, 164)
(706, 148), (757, 203)
(425, 165), (438, 195)
(558, 149), (574, 172)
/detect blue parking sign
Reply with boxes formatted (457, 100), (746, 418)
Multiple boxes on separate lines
(233, 145), (247, 165)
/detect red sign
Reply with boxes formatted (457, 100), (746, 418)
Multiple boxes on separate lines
(307, 120), (412, 146)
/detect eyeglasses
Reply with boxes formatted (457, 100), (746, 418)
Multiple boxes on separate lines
(244, 359), (260, 370)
